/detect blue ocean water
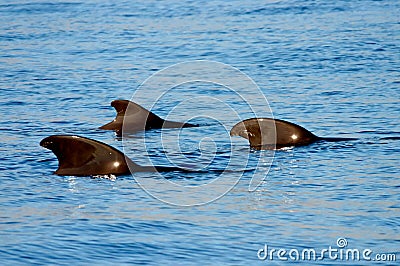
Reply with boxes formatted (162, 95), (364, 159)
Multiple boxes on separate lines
(0, 0), (399, 265)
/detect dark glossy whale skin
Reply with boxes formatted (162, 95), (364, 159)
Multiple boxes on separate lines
(230, 118), (355, 150)
(40, 135), (184, 176)
(99, 100), (198, 135)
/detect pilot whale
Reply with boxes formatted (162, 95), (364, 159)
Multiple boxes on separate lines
(230, 118), (356, 150)
(40, 135), (187, 176)
(99, 100), (197, 135)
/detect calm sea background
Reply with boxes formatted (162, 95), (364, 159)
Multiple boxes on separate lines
(0, 0), (399, 265)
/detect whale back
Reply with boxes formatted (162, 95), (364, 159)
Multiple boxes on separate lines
(230, 118), (319, 149)
(40, 135), (139, 176)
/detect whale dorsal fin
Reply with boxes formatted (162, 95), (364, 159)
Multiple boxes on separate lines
(40, 135), (140, 176)
(230, 118), (318, 149)
(99, 100), (164, 133)
(100, 100), (198, 134)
